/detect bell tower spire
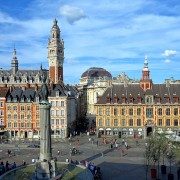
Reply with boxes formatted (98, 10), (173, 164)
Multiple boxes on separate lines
(11, 47), (19, 74)
(140, 56), (152, 91)
(48, 19), (64, 84)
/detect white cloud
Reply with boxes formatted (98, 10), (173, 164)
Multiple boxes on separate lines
(162, 50), (177, 57)
(164, 59), (171, 63)
(60, 5), (86, 24)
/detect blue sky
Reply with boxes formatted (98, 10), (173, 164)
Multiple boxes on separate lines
(0, 0), (180, 84)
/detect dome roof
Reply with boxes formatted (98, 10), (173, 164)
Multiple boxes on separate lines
(81, 67), (112, 79)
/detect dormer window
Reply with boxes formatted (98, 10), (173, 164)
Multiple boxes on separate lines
(164, 95), (170, 103)
(145, 95), (153, 104)
(36, 97), (39, 102)
(114, 94), (118, 103)
(56, 91), (59, 97)
(106, 94), (111, 103)
(129, 94), (134, 103)
(122, 94), (126, 104)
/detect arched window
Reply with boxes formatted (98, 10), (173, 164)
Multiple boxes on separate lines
(106, 108), (110, 116)
(129, 108), (133, 115)
(114, 108), (118, 116)
(166, 108), (170, 116)
(174, 119), (178, 126)
(157, 108), (162, 116)
(129, 119), (133, 126)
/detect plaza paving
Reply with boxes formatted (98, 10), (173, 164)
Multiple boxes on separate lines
(0, 135), (179, 180)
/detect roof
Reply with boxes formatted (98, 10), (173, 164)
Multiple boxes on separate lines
(97, 83), (180, 104)
(81, 67), (112, 79)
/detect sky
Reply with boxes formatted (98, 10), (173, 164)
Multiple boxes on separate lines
(0, 0), (180, 84)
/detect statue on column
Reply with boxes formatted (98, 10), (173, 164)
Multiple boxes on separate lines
(39, 78), (49, 102)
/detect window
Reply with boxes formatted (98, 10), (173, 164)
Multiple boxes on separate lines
(166, 108), (170, 116)
(166, 119), (170, 126)
(106, 119), (110, 126)
(56, 91), (59, 97)
(36, 106), (39, 110)
(137, 119), (141, 126)
(129, 119), (133, 126)
(51, 110), (55, 116)
(14, 122), (17, 128)
(106, 108), (110, 116)
(56, 119), (59, 125)
(14, 114), (17, 120)
(174, 119), (178, 126)
(13, 106), (17, 110)
(7, 106), (11, 110)
(36, 114), (39, 119)
(52, 101), (56, 106)
(21, 106), (25, 111)
(0, 102), (3, 107)
(26, 123), (31, 128)
(0, 110), (3, 116)
(122, 119), (126, 126)
(27, 114), (31, 119)
(61, 119), (64, 125)
(114, 119), (118, 126)
(51, 119), (54, 125)
(8, 122), (11, 127)
(146, 108), (153, 118)
(98, 119), (102, 126)
(61, 101), (64, 107)
(21, 123), (24, 127)
(36, 121), (39, 127)
(158, 119), (162, 126)
(129, 108), (133, 115)
(8, 114), (11, 120)
(114, 108), (118, 116)
(174, 108), (178, 116)
(121, 108), (125, 115)
(157, 108), (162, 116)
(137, 108), (141, 116)
(27, 106), (31, 111)
(146, 96), (153, 104)
(21, 114), (24, 120)
(99, 108), (102, 115)
(61, 110), (64, 116)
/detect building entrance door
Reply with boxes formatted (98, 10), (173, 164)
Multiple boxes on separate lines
(147, 127), (152, 136)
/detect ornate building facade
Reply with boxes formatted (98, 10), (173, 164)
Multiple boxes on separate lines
(95, 58), (180, 137)
(78, 67), (139, 131)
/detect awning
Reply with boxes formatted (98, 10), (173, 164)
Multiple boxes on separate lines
(113, 128), (118, 131)
(138, 128), (142, 131)
(129, 128), (133, 131)
(106, 128), (111, 131)
(99, 128), (104, 131)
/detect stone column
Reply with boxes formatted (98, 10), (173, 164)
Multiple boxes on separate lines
(39, 102), (52, 162)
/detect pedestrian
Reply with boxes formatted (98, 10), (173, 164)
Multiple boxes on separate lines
(57, 150), (60, 155)
(96, 140), (99, 147)
(12, 162), (16, 169)
(5, 161), (9, 171)
(124, 141), (128, 149)
(122, 139), (125, 145)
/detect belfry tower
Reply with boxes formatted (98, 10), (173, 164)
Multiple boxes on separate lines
(48, 19), (64, 84)
(11, 48), (18, 74)
(140, 56), (153, 91)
